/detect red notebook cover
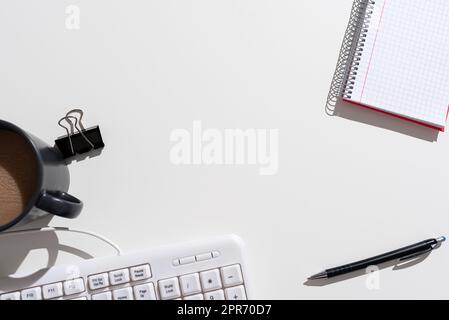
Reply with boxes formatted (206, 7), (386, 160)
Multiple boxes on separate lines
(342, 99), (448, 132)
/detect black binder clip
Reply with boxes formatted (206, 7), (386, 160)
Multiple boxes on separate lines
(55, 109), (105, 160)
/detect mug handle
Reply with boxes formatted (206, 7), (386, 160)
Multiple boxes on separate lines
(36, 190), (83, 219)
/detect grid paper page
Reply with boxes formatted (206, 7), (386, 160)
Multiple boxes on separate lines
(349, 0), (449, 128)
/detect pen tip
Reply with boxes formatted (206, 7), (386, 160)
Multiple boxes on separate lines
(436, 236), (446, 243)
(308, 271), (327, 280)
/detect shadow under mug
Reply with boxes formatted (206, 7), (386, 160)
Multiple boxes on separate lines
(0, 120), (83, 232)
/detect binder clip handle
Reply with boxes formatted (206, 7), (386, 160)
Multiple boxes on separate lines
(66, 109), (87, 131)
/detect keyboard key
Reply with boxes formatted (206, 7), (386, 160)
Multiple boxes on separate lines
(179, 273), (201, 295)
(133, 283), (157, 300)
(179, 256), (196, 265)
(42, 282), (63, 299)
(88, 273), (109, 290)
(195, 252), (212, 262)
(221, 264), (243, 287)
(113, 287), (134, 300)
(109, 268), (130, 286)
(225, 285), (247, 300)
(184, 294), (204, 300)
(204, 290), (225, 301)
(130, 264), (151, 282)
(1, 292), (21, 300)
(200, 269), (222, 292)
(158, 277), (181, 300)
(63, 278), (85, 296)
(70, 296), (88, 300)
(21, 287), (42, 300)
(92, 291), (112, 300)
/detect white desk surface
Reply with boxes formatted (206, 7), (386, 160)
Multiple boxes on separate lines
(0, 0), (448, 299)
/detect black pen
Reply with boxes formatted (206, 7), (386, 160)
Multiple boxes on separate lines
(309, 236), (446, 280)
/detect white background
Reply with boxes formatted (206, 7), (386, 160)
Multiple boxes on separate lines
(0, 0), (448, 299)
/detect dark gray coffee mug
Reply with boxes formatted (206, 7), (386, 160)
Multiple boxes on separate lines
(0, 120), (83, 232)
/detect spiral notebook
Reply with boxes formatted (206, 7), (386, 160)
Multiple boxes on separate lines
(329, 0), (449, 131)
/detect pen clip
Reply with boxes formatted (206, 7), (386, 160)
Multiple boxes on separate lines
(399, 247), (432, 262)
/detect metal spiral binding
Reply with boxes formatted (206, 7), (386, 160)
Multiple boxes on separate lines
(325, 0), (376, 115)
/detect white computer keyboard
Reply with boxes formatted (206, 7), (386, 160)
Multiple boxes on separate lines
(0, 235), (250, 300)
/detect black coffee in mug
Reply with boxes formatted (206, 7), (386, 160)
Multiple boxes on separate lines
(0, 130), (39, 226)
(0, 120), (83, 232)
